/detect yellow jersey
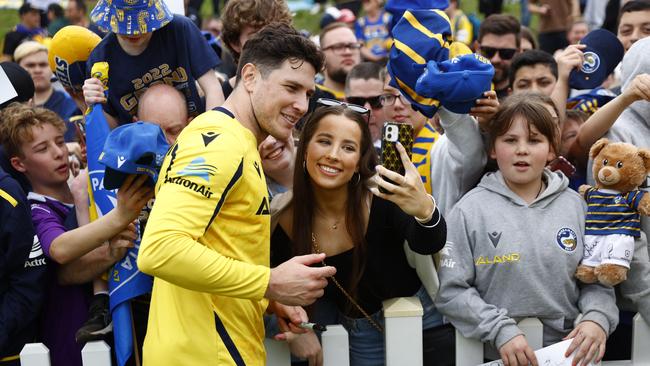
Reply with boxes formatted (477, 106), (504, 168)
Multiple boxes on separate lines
(138, 107), (272, 365)
(413, 121), (440, 194)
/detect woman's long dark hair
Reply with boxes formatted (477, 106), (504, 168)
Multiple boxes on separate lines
(291, 105), (378, 300)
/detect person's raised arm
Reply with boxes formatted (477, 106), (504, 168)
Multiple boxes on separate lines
(48, 174), (152, 264)
(552, 44), (586, 128)
(197, 70), (225, 110)
(574, 74), (650, 154)
(82, 77), (119, 129)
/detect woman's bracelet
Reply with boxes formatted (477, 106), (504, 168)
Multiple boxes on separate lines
(415, 194), (439, 226)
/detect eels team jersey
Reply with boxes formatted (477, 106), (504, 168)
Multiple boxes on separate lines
(138, 107), (271, 365)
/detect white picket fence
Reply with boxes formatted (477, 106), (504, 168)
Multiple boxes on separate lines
(20, 300), (650, 366)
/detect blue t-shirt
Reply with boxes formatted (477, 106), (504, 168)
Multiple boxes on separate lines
(43, 90), (82, 142)
(86, 15), (220, 125)
(354, 11), (392, 58)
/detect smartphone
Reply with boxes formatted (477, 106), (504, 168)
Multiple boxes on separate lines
(380, 122), (413, 193)
(548, 156), (576, 177)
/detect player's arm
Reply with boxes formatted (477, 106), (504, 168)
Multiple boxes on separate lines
(138, 131), (270, 299)
(197, 71), (225, 110)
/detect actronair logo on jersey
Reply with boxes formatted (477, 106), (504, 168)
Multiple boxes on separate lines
(24, 235), (46, 268)
(165, 157), (218, 198)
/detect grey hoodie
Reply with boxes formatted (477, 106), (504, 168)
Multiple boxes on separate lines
(435, 170), (618, 350)
(599, 37), (650, 322)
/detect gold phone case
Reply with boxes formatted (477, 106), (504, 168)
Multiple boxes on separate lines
(381, 122), (413, 176)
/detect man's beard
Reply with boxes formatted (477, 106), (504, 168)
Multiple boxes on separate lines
(327, 68), (348, 85)
(493, 65), (508, 85)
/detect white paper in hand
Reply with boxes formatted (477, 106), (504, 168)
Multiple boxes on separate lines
(478, 339), (600, 366)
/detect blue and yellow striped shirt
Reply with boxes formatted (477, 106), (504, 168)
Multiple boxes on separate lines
(585, 188), (646, 237)
(412, 121), (440, 194)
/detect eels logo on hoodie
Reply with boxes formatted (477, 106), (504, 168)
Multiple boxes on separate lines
(556, 228), (578, 252)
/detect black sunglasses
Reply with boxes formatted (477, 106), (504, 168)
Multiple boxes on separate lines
(346, 95), (383, 109)
(479, 46), (517, 60)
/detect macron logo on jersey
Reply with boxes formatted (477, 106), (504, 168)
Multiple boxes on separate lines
(117, 156), (127, 168)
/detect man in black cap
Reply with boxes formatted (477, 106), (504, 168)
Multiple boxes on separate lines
(1, 3), (46, 62)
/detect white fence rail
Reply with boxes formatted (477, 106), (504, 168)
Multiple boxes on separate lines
(20, 306), (650, 366)
(20, 341), (112, 366)
(455, 314), (650, 366)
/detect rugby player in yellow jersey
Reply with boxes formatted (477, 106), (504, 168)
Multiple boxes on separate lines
(138, 24), (337, 365)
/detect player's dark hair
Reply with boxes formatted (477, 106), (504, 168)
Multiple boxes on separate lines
(292, 105), (377, 304)
(235, 23), (324, 84)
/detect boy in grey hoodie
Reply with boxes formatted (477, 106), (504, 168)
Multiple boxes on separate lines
(436, 96), (618, 365)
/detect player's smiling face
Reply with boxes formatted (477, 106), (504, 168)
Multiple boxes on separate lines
(249, 59), (316, 141)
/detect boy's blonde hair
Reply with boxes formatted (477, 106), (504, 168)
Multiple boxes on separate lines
(13, 41), (48, 64)
(0, 102), (66, 158)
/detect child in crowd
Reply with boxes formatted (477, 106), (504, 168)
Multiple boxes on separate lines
(0, 103), (152, 366)
(82, 0), (223, 127)
(560, 109), (588, 189)
(354, 0), (392, 63)
(435, 94), (618, 366)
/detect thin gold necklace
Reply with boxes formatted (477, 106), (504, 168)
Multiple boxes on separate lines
(311, 232), (384, 333)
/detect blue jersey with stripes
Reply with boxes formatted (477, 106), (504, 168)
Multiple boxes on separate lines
(584, 187), (646, 237)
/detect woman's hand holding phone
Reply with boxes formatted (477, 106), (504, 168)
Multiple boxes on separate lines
(371, 142), (434, 220)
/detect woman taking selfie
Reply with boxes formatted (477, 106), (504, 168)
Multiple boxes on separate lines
(271, 101), (447, 366)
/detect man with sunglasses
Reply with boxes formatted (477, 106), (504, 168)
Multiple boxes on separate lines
(475, 14), (521, 100)
(344, 62), (386, 148)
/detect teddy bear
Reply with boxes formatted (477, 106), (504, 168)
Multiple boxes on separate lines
(575, 138), (650, 286)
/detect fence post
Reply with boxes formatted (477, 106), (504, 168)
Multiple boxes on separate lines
(81, 341), (111, 366)
(383, 297), (424, 366)
(454, 328), (483, 366)
(519, 318), (544, 350)
(264, 338), (291, 366)
(632, 313), (650, 365)
(322, 324), (350, 366)
(20, 343), (51, 366)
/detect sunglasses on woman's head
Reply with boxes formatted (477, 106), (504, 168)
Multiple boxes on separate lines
(317, 98), (370, 113)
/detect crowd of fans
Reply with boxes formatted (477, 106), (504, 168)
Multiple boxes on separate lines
(1, 0), (650, 366)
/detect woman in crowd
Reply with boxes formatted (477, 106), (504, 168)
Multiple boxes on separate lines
(435, 94), (619, 366)
(271, 102), (447, 366)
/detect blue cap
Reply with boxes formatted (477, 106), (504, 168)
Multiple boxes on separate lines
(569, 29), (624, 90)
(99, 122), (169, 190)
(415, 53), (494, 114)
(90, 0), (173, 36)
(386, 0), (450, 31)
(387, 9), (452, 118)
(566, 87), (617, 115)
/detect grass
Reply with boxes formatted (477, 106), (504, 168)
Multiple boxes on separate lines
(0, 0), (536, 56)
